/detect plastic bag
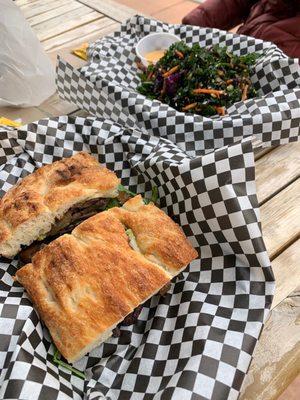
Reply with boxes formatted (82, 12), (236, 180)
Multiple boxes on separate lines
(0, 0), (56, 107)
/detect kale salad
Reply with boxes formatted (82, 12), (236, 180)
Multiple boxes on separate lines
(137, 41), (259, 117)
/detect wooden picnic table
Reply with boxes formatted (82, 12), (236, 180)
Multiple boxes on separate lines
(1, 1), (299, 399)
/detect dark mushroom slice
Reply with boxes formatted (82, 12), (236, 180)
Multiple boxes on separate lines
(19, 197), (110, 263)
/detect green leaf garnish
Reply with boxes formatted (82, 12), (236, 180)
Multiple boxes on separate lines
(53, 347), (85, 379)
(106, 198), (121, 209)
(125, 228), (134, 239)
(144, 186), (159, 205)
(150, 186), (158, 204)
(118, 184), (136, 197)
(118, 184), (159, 205)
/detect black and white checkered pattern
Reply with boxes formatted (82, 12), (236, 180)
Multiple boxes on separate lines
(56, 15), (300, 157)
(0, 115), (275, 400)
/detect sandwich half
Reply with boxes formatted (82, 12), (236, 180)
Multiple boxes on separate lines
(0, 152), (119, 258)
(15, 195), (198, 363)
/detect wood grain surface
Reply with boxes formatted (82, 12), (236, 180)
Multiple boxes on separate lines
(78, 0), (137, 22)
(256, 142), (300, 204)
(271, 240), (300, 309)
(19, 0), (73, 19)
(27, 2), (83, 26)
(34, 8), (103, 41)
(42, 18), (119, 52)
(260, 179), (300, 260)
(240, 286), (300, 400)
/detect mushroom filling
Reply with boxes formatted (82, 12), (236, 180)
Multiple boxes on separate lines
(48, 197), (110, 237)
(19, 197), (110, 263)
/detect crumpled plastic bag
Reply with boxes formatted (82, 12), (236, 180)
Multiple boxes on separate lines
(0, 0), (56, 107)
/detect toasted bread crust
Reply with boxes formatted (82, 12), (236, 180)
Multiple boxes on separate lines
(15, 196), (198, 362)
(0, 152), (119, 257)
(109, 195), (198, 274)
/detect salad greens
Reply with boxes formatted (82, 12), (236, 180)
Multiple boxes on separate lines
(143, 186), (158, 205)
(117, 184), (159, 205)
(117, 184), (137, 198)
(137, 41), (259, 117)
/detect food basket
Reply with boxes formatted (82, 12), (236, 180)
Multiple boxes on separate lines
(57, 15), (300, 157)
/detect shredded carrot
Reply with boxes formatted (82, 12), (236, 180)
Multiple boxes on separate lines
(226, 79), (233, 84)
(163, 65), (179, 78)
(160, 79), (167, 96)
(214, 106), (226, 116)
(193, 88), (225, 98)
(175, 50), (184, 59)
(182, 102), (197, 111)
(241, 84), (249, 101)
(136, 60), (146, 71)
(147, 70), (154, 80)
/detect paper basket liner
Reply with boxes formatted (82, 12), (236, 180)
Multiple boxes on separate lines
(0, 115), (275, 400)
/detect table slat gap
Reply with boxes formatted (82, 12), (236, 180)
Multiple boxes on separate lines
(36, 13), (104, 42)
(240, 286), (300, 400)
(43, 18), (119, 53)
(254, 146), (275, 161)
(16, 0), (51, 8)
(39, 15), (105, 44)
(255, 142), (300, 204)
(269, 233), (300, 262)
(15, 0), (39, 6)
(37, 93), (80, 117)
(19, 0), (74, 19)
(69, 110), (90, 118)
(260, 178), (300, 260)
(271, 239), (300, 310)
(77, 0), (138, 22)
(28, 2), (83, 26)
(259, 174), (300, 207)
(0, 106), (52, 124)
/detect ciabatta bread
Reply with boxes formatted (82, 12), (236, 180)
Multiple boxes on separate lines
(15, 195), (198, 362)
(0, 152), (119, 258)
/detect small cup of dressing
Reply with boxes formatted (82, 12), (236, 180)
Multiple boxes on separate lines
(136, 32), (180, 67)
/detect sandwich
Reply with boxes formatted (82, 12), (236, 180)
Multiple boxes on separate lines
(15, 195), (198, 363)
(0, 152), (119, 259)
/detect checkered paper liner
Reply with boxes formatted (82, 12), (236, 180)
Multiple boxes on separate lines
(56, 15), (300, 158)
(0, 115), (275, 400)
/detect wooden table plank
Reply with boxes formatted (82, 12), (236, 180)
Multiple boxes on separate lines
(33, 8), (104, 42)
(256, 142), (300, 204)
(42, 18), (119, 52)
(27, 1), (83, 26)
(254, 146), (274, 161)
(271, 240), (300, 309)
(37, 93), (79, 118)
(277, 375), (300, 400)
(260, 178), (300, 260)
(240, 285), (300, 400)
(0, 106), (52, 125)
(17, 0), (72, 19)
(15, 0), (39, 6)
(78, 0), (137, 22)
(16, 0), (50, 7)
